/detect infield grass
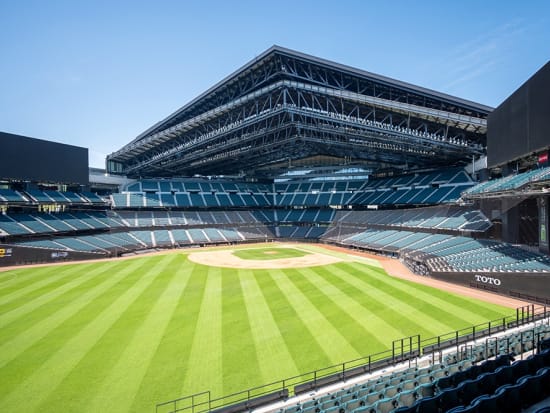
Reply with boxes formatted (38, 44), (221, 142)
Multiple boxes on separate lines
(0, 246), (513, 413)
(232, 247), (309, 260)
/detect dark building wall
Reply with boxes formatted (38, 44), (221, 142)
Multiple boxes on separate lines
(518, 198), (538, 246)
(0, 132), (89, 185)
(501, 198), (520, 244)
(487, 61), (550, 168)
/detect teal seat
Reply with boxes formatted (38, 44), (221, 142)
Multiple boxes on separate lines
(395, 389), (417, 408)
(364, 391), (382, 406)
(345, 399), (363, 411)
(372, 398), (396, 413)
(400, 380), (416, 391)
(383, 385), (400, 399)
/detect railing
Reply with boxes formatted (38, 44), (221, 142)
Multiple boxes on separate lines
(510, 290), (550, 306)
(156, 304), (548, 413)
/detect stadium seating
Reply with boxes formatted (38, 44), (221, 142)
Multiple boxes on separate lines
(409, 236), (550, 273)
(0, 212), (126, 236)
(15, 239), (68, 250)
(80, 192), (106, 204)
(110, 168), (471, 209)
(332, 206), (491, 233)
(153, 230), (173, 247)
(464, 166), (550, 197)
(1, 189), (104, 205)
(25, 190), (54, 203)
(0, 214), (33, 235)
(2, 196), (549, 274)
(3, 164), (550, 278)
(0, 188), (28, 203)
(54, 237), (106, 252)
(322, 226), (550, 273)
(6, 214), (54, 234)
(348, 168), (474, 206)
(272, 323), (550, 413)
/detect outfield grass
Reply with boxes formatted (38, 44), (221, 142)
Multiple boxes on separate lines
(0, 248), (513, 413)
(232, 247), (309, 260)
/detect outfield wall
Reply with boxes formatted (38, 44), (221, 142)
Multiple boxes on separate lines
(0, 244), (104, 267)
(428, 270), (550, 304)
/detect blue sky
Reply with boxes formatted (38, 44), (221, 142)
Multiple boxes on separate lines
(1, 0), (548, 168)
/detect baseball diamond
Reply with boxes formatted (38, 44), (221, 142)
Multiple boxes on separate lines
(0, 245), (516, 412)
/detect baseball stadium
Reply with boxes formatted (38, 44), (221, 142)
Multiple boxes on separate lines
(1, 46), (550, 413)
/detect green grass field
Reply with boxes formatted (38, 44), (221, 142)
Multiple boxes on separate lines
(0, 246), (513, 413)
(232, 247), (308, 260)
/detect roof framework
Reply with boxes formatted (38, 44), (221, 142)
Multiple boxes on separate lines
(107, 46), (491, 178)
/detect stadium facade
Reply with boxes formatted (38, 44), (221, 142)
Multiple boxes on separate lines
(0, 47), (549, 305)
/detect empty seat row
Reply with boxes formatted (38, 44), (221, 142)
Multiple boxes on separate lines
(324, 227), (550, 273)
(333, 207), (491, 233)
(0, 212), (124, 236)
(112, 210), (335, 227)
(117, 168), (473, 209)
(111, 192), (272, 208)
(287, 349), (550, 413)
(464, 166), (550, 197)
(125, 180), (272, 194)
(0, 189), (105, 205)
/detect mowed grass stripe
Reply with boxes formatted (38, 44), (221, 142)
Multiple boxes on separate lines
(0, 265), (71, 292)
(254, 269), (332, 374)
(182, 265), (224, 397)
(0, 263), (96, 307)
(0, 263), (73, 283)
(0, 259), (152, 400)
(220, 268), (262, 397)
(0, 255), (172, 413)
(295, 245), (382, 268)
(0, 261), (126, 335)
(130, 261), (205, 413)
(344, 262), (511, 322)
(0, 258), (150, 371)
(290, 267), (392, 355)
(325, 264), (464, 338)
(43, 259), (204, 413)
(271, 268), (361, 365)
(405, 276), (513, 318)
(339, 262), (510, 330)
(82, 255), (185, 413)
(39, 256), (176, 411)
(312, 264), (440, 339)
(0, 248), (516, 413)
(239, 268), (300, 385)
(336, 263), (479, 330)
(341, 262), (468, 324)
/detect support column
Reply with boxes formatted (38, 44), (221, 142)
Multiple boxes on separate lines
(538, 196), (549, 254)
(501, 198), (519, 244)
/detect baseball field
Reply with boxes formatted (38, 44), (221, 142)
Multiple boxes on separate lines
(0, 244), (514, 413)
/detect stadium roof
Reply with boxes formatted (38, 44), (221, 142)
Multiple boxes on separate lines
(108, 45), (492, 178)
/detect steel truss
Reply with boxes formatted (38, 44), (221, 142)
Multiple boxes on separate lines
(108, 47), (491, 177)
